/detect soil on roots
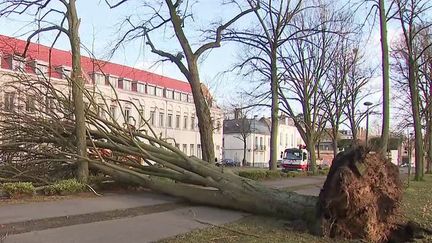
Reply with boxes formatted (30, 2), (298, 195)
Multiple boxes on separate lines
(316, 147), (402, 242)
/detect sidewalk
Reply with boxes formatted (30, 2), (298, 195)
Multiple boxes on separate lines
(0, 177), (325, 243)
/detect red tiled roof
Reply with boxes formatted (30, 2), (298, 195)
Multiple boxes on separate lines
(0, 34), (192, 93)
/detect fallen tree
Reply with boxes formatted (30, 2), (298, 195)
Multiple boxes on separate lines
(0, 74), (424, 242)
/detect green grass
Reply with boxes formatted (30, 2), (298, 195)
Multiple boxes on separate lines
(159, 174), (432, 243)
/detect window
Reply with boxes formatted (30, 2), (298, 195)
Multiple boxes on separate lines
(285, 134), (288, 147)
(156, 87), (163, 97)
(110, 106), (117, 120)
(138, 109), (144, 125)
(182, 144), (187, 154)
(123, 80), (131, 91)
(12, 57), (25, 71)
(174, 92), (180, 100)
(183, 115), (188, 129)
(255, 136), (259, 150)
(166, 90), (174, 99)
(216, 120), (221, 132)
(190, 115), (195, 130)
(4, 92), (15, 111)
(150, 110), (156, 126)
(108, 76), (117, 88)
(94, 73), (105, 85)
(190, 144), (195, 156)
(159, 112), (164, 127)
(137, 83), (145, 93)
(25, 95), (35, 113)
(181, 93), (187, 102)
(279, 133), (283, 145)
(36, 64), (48, 76)
(167, 113), (173, 128)
(260, 137), (264, 150)
(124, 108), (131, 124)
(176, 114), (180, 129)
(197, 144), (202, 159)
(117, 79), (124, 89)
(147, 86), (156, 95)
(187, 94), (193, 103)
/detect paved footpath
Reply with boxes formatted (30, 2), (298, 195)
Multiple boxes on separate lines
(1, 177), (325, 243)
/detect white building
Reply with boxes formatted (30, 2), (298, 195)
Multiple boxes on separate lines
(223, 116), (303, 167)
(0, 35), (223, 160)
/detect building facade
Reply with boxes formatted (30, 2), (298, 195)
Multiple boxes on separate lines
(223, 116), (303, 167)
(0, 35), (223, 160)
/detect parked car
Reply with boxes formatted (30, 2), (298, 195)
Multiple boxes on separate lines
(221, 159), (240, 167)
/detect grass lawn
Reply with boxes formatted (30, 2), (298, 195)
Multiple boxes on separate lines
(159, 174), (432, 243)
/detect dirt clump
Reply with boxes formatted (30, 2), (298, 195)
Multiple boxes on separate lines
(316, 147), (402, 242)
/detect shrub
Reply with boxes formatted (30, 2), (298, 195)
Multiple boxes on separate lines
(44, 179), (86, 196)
(1, 182), (35, 198)
(265, 170), (282, 179)
(318, 168), (330, 176)
(238, 170), (267, 180)
(287, 171), (298, 177)
(306, 171), (314, 176)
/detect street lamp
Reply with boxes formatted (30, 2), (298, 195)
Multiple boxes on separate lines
(364, 101), (373, 147)
(252, 115), (258, 168)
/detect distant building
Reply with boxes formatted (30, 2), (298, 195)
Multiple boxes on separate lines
(222, 115), (303, 167)
(0, 35), (223, 160)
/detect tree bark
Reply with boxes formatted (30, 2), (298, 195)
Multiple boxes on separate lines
(378, 0), (390, 155)
(167, 1), (215, 163)
(307, 138), (318, 173)
(332, 128), (339, 158)
(269, 49), (279, 171)
(408, 58), (424, 181)
(67, 0), (88, 183)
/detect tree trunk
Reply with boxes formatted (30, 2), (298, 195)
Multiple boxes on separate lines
(408, 58), (424, 181)
(269, 50), (278, 171)
(243, 139), (247, 166)
(188, 63), (215, 163)
(90, 161), (317, 221)
(332, 127), (338, 158)
(426, 120), (432, 174)
(307, 138), (318, 174)
(67, 0), (88, 183)
(378, 0), (390, 155)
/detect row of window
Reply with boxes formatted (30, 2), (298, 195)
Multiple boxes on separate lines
(1, 55), (195, 105)
(279, 132), (296, 148)
(101, 104), (222, 132)
(93, 73), (194, 103)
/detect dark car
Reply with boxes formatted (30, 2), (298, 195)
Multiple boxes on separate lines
(221, 159), (239, 167)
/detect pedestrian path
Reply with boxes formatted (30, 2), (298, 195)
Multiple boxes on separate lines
(0, 177), (325, 243)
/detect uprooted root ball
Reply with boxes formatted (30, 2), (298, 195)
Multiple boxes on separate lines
(316, 147), (402, 243)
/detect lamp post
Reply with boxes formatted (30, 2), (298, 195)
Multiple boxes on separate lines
(252, 115), (258, 167)
(364, 101), (373, 147)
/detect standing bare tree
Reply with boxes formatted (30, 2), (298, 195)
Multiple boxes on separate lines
(393, 0), (432, 180)
(279, 2), (340, 174)
(378, 0), (391, 154)
(105, 0), (256, 163)
(0, 0), (89, 182)
(223, 0), (304, 170)
(320, 16), (361, 157)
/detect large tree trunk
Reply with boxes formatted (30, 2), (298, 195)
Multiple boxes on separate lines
(67, 0), (88, 183)
(269, 49), (278, 171)
(426, 120), (432, 174)
(332, 127), (339, 157)
(378, 0), (390, 155)
(307, 138), (318, 174)
(408, 58), (424, 181)
(188, 63), (215, 163)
